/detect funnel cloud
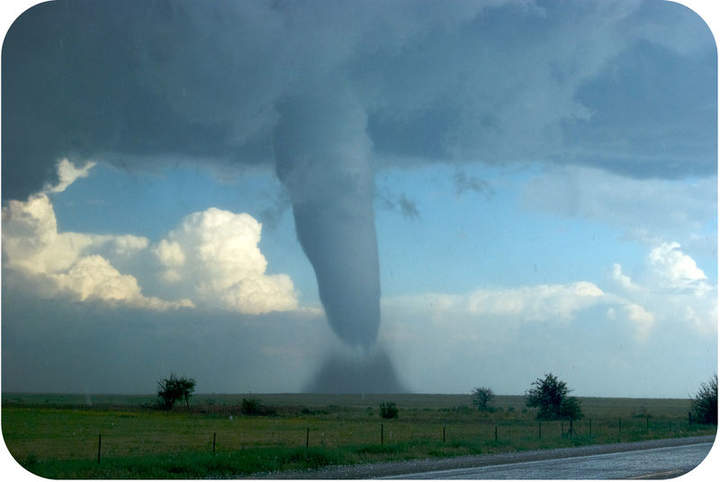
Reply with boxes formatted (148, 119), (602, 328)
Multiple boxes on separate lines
(274, 93), (380, 347)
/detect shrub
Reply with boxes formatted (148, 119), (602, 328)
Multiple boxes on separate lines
(691, 375), (717, 425)
(240, 398), (276, 416)
(157, 374), (196, 410)
(526, 373), (583, 421)
(559, 396), (583, 421)
(471, 387), (494, 411)
(379, 402), (399, 419)
(241, 398), (260, 414)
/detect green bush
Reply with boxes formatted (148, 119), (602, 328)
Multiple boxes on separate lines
(472, 387), (494, 411)
(379, 402), (399, 419)
(157, 374), (196, 410)
(240, 398), (276, 416)
(526, 373), (583, 421)
(691, 375), (717, 425)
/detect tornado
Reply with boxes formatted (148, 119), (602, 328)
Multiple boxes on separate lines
(273, 93), (380, 348)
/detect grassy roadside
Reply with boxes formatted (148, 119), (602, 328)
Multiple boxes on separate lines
(15, 434), (717, 479)
(3, 394), (716, 478)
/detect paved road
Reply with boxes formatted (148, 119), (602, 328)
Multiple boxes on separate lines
(382, 442), (713, 479)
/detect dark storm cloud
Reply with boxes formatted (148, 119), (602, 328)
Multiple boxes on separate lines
(3, 0), (716, 201)
(376, 189), (420, 220)
(454, 170), (493, 198)
(397, 195), (420, 220)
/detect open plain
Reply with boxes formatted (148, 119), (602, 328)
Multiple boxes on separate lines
(2, 393), (716, 478)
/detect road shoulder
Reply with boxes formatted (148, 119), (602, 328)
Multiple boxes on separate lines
(251, 435), (715, 479)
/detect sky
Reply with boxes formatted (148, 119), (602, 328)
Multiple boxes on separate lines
(1, 0), (718, 398)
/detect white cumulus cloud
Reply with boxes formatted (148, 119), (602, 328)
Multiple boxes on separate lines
(647, 242), (710, 294)
(465, 281), (605, 322)
(110, 235), (150, 256)
(3, 194), (95, 274)
(611, 242), (716, 336)
(153, 208), (298, 314)
(2, 161), (192, 311)
(611, 263), (638, 291)
(384, 281), (606, 326)
(45, 158), (96, 193)
(50, 255), (192, 310)
(384, 241), (715, 345)
(623, 303), (655, 341)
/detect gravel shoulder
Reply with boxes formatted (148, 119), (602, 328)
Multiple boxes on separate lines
(249, 435), (715, 479)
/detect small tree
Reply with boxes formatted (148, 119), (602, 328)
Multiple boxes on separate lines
(559, 396), (583, 421)
(691, 375), (717, 425)
(157, 374), (196, 410)
(177, 377), (196, 409)
(472, 387), (494, 411)
(526, 373), (583, 421)
(379, 402), (399, 419)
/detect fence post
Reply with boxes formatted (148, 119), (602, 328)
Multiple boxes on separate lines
(306, 427), (310, 448)
(646, 416), (649, 432)
(588, 419), (592, 437)
(494, 425), (498, 442)
(381, 423), (384, 446)
(688, 412), (692, 427)
(569, 418), (573, 438)
(538, 422), (541, 440)
(213, 432), (216, 455)
(442, 425), (446, 443)
(97, 433), (101, 464)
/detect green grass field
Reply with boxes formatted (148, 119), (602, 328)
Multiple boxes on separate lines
(2, 393), (716, 478)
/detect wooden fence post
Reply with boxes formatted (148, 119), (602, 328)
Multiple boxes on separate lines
(381, 423), (384, 446)
(646, 416), (649, 432)
(306, 427), (310, 448)
(538, 422), (541, 440)
(213, 432), (216, 455)
(588, 419), (592, 437)
(494, 425), (498, 442)
(97, 433), (102, 464)
(442, 425), (446, 443)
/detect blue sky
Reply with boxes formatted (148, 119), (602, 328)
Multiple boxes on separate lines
(51, 160), (716, 303)
(2, 0), (718, 397)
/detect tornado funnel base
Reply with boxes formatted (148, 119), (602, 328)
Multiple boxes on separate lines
(304, 348), (405, 394)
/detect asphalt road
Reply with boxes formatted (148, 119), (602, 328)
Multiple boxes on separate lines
(382, 442), (714, 479)
(257, 436), (716, 479)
